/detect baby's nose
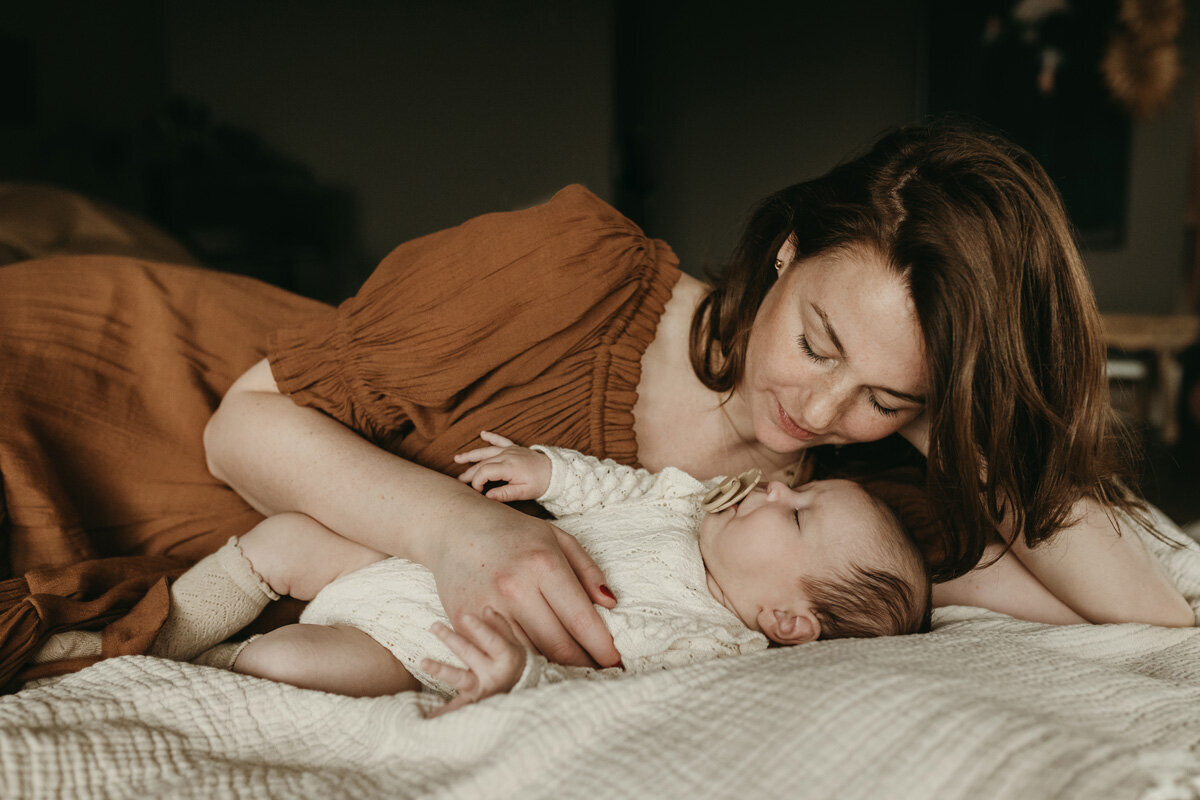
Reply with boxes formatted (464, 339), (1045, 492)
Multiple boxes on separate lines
(763, 480), (790, 499)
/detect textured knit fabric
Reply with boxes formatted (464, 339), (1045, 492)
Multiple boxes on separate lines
(147, 538), (278, 663)
(300, 446), (767, 697)
(267, 184), (680, 474)
(1, 511), (1198, 800)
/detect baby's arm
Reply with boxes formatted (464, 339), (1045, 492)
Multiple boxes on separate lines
(455, 431), (696, 518)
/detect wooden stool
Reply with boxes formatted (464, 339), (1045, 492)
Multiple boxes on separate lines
(1102, 313), (1200, 445)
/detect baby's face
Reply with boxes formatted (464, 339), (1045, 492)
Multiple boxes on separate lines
(697, 478), (883, 644)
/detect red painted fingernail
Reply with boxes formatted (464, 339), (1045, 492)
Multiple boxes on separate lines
(615, 660), (625, 670)
(599, 585), (615, 601)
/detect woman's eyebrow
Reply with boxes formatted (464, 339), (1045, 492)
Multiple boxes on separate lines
(877, 386), (927, 404)
(811, 304), (847, 358)
(812, 303), (927, 405)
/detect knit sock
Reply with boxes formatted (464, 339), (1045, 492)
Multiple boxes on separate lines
(191, 634), (262, 671)
(148, 537), (280, 662)
(30, 629), (102, 663)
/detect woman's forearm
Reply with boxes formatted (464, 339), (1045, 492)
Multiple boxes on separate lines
(204, 359), (511, 566)
(933, 543), (1087, 625)
(1005, 498), (1195, 627)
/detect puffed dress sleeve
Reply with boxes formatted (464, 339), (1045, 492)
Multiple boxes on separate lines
(267, 185), (680, 473)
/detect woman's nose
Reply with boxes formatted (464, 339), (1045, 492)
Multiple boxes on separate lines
(800, 381), (845, 432)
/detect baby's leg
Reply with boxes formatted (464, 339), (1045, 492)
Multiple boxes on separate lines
(237, 512), (388, 601)
(232, 623), (420, 697)
(153, 512), (385, 663)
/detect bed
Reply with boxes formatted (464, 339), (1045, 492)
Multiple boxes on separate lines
(0, 506), (1197, 800)
(2, 187), (1199, 800)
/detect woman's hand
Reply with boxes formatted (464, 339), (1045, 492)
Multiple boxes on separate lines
(454, 431), (552, 502)
(422, 608), (528, 718)
(427, 498), (620, 667)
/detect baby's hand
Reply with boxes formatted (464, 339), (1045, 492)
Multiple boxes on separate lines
(421, 608), (528, 718)
(453, 431), (552, 502)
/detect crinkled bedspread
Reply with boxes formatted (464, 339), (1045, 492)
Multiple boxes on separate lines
(4, 513), (1200, 800)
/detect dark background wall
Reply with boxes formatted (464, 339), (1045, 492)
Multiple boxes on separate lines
(1, 0), (1196, 312)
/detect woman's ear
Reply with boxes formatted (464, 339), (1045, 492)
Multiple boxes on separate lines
(768, 607), (820, 645)
(775, 233), (799, 269)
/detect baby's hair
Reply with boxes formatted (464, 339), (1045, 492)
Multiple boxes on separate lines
(801, 495), (932, 639)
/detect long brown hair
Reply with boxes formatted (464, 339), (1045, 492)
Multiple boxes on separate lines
(690, 119), (1150, 581)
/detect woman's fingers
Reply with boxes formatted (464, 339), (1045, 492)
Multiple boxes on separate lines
(554, 528), (617, 610)
(480, 592), (588, 666)
(537, 564), (621, 668)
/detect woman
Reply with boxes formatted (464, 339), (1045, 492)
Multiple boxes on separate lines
(203, 120), (1191, 666)
(2, 121), (1191, 684)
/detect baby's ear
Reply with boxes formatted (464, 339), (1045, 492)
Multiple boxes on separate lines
(769, 608), (820, 645)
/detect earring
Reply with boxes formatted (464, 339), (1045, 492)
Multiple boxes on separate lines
(774, 259), (783, 275)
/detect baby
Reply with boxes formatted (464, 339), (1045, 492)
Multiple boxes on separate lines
(131, 433), (930, 714)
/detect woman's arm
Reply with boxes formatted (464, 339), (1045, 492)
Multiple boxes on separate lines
(1002, 498), (1195, 627)
(204, 359), (621, 667)
(933, 543), (1087, 624)
(900, 414), (1193, 627)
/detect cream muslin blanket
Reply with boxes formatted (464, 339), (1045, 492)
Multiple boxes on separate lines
(3, 510), (1200, 800)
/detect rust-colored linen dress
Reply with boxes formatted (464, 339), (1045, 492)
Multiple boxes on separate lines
(0, 185), (681, 685)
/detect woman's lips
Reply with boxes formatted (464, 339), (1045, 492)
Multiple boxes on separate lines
(777, 402), (817, 441)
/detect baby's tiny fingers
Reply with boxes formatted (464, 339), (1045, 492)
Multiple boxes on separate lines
(453, 445), (505, 464)
(469, 464), (513, 493)
(482, 607), (522, 645)
(483, 484), (523, 502)
(425, 693), (476, 719)
(457, 463), (481, 484)
(434, 618), (489, 668)
(420, 657), (478, 691)
(479, 431), (516, 448)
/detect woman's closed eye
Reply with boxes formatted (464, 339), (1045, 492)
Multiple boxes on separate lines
(868, 391), (900, 417)
(796, 334), (835, 365)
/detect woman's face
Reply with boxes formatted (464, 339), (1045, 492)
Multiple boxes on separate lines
(738, 241), (928, 454)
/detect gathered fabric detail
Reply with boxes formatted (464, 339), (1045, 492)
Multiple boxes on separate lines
(268, 185), (680, 472)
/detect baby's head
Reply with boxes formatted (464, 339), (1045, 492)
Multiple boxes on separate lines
(697, 478), (929, 644)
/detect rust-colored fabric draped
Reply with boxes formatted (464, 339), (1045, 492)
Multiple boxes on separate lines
(0, 185), (681, 686)
(0, 257), (327, 683)
(0, 555), (187, 691)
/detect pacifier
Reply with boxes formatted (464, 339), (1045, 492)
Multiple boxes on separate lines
(701, 468), (763, 514)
